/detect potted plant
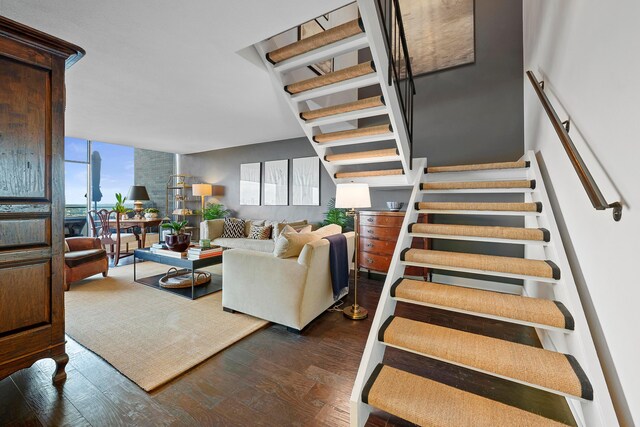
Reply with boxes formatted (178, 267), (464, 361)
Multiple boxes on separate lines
(202, 202), (230, 220)
(321, 197), (353, 231)
(113, 193), (132, 220)
(161, 220), (191, 252)
(144, 208), (160, 219)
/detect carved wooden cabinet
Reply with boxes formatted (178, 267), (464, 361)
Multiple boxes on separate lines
(358, 211), (429, 277)
(0, 17), (84, 383)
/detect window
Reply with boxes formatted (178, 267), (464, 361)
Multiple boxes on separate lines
(64, 138), (89, 236)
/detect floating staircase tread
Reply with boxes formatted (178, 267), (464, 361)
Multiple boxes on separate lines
(334, 169), (403, 179)
(285, 61), (375, 95)
(391, 279), (573, 330)
(416, 201), (542, 213)
(266, 18), (364, 64)
(401, 249), (560, 280)
(379, 317), (591, 399)
(427, 160), (529, 173)
(421, 180), (535, 191)
(325, 148), (398, 162)
(363, 364), (570, 427)
(314, 123), (392, 143)
(409, 223), (550, 242)
(300, 96), (385, 121)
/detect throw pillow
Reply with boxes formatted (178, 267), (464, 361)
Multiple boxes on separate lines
(275, 220), (309, 240)
(248, 224), (272, 240)
(221, 218), (245, 238)
(244, 219), (265, 237)
(312, 224), (342, 238)
(273, 230), (321, 259)
(281, 224), (312, 234)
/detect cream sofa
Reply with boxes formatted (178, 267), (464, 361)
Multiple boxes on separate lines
(200, 218), (308, 253)
(222, 226), (355, 332)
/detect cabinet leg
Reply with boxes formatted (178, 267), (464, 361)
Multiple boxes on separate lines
(52, 353), (69, 384)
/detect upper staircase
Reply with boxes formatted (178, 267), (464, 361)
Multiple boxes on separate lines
(256, 0), (417, 187)
(350, 152), (619, 426)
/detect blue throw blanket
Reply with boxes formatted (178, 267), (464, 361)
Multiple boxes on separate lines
(323, 233), (349, 300)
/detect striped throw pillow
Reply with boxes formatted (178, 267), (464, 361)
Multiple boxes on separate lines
(221, 218), (245, 238)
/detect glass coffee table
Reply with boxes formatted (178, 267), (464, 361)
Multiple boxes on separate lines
(133, 248), (223, 300)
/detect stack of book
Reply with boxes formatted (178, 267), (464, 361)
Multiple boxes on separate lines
(150, 243), (167, 253)
(187, 246), (222, 260)
(152, 248), (187, 259)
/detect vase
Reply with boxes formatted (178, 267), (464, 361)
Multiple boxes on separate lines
(165, 233), (191, 252)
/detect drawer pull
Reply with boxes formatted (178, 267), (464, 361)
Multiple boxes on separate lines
(366, 217), (374, 222)
(367, 229), (374, 234)
(366, 243), (373, 248)
(366, 258), (374, 264)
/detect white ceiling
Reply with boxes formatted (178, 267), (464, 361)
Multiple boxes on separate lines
(0, 0), (351, 154)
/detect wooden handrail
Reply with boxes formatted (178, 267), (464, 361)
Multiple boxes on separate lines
(526, 71), (622, 221)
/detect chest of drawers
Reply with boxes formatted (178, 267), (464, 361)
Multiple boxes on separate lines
(358, 211), (429, 278)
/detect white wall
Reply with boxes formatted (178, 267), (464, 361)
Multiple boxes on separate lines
(523, 1), (640, 425)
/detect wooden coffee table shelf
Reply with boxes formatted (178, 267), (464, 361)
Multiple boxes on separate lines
(133, 249), (222, 300)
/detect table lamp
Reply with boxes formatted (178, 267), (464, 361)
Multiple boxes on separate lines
(335, 182), (371, 320)
(127, 186), (150, 219)
(192, 183), (212, 213)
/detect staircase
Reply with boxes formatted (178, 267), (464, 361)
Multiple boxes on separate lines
(256, 0), (418, 187)
(350, 151), (618, 426)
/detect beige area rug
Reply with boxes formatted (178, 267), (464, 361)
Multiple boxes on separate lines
(65, 261), (268, 391)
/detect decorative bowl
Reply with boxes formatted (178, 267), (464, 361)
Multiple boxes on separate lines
(165, 233), (191, 252)
(386, 202), (404, 211)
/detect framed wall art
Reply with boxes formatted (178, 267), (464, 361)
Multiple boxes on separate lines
(263, 159), (288, 206)
(292, 157), (320, 206)
(239, 162), (261, 205)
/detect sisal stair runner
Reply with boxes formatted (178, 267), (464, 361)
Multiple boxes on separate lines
(313, 123), (392, 143)
(266, 18), (364, 64)
(421, 180), (535, 191)
(409, 223), (550, 242)
(325, 148), (398, 163)
(401, 248), (560, 280)
(335, 169), (403, 179)
(426, 160), (529, 173)
(363, 364), (570, 427)
(378, 316), (592, 399)
(391, 278), (574, 330)
(284, 61), (375, 95)
(416, 201), (542, 213)
(300, 95), (384, 121)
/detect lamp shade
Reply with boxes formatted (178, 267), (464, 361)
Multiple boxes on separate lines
(127, 185), (150, 200)
(335, 183), (371, 209)
(192, 183), (212, 197)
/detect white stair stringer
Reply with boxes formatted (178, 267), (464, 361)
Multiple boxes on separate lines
(255, 1), (415, 187)
(521, 150), (618, 427)
(349, 157), (425, 426)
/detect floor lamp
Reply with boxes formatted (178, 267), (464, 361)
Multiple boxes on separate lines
(336, 182), (371, 320)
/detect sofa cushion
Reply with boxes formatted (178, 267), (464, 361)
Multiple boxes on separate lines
(64, 240), (70, 253)
(248, 224), (272, 240)
(214, 237), (275, 253)
(221, 218), (245, 238)
(64, 248), (107, 268)
(273, 230), (321, 259)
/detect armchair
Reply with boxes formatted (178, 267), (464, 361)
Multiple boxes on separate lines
(64, 237), (109, 290)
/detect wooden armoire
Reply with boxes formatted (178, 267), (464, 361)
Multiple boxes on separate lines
(0, 16), (84, 383)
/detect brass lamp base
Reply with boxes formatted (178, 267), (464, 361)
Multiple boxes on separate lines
(343, 304), (368, 320)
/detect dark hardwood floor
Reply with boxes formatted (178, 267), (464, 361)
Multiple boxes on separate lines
(0, 269), (575, 427)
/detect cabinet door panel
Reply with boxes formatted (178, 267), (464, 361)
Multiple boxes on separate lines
(0, 261), (50, 334)
(0, 218), (49, 248)
(0, 56), (48, 199)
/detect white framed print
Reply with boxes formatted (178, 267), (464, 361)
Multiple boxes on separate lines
(292, 157), (320, 206)
(263, 159), (288, 206)
(240, 162), (261, 205)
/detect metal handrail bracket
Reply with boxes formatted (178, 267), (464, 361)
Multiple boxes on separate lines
(526, 71), (622, 221)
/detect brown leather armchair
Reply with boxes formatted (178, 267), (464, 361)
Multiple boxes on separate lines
(64, 237), (109, 291)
